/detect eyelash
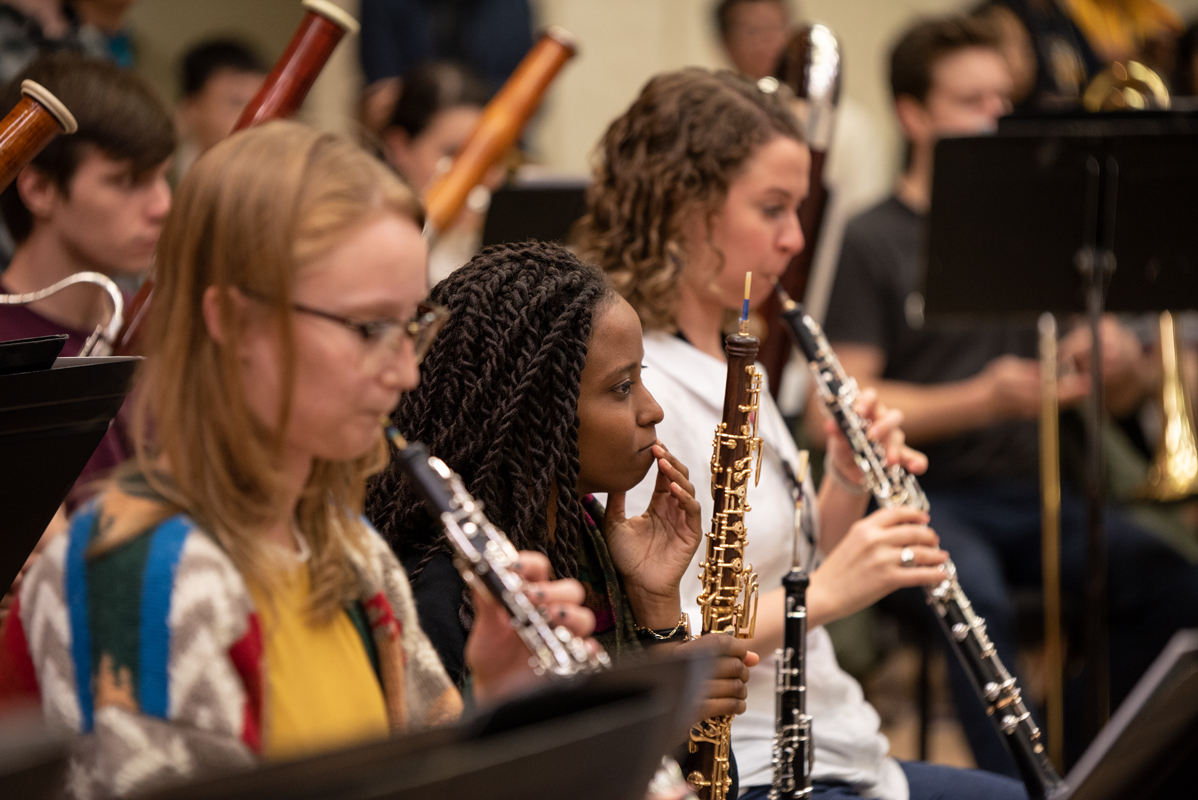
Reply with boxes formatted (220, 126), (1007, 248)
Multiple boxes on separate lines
(613, 380), (633, 396)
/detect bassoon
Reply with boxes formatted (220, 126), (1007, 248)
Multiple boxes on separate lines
(114, 0), (359, 355)
(422, 27), (577, 238)
(758, 24), (841, 398)
(685, 276), (763, 800)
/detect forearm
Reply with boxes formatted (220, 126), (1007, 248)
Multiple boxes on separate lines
(816, 472), (870, 554)
(865, 376), (993, 446)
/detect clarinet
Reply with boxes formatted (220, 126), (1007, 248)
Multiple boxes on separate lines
(770, 458), (814, 800)
(775, 287), (1064, 800)
(385, 425), (611, 678)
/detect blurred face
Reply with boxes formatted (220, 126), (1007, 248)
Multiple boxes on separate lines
(576, 295), (664, 496)
(182, 68), (266, 152)
(899, 47), (1013, 151)
(384, 105), (483, 191)
(722, 0), (790, 80)
(680, 135), (809, 313)
(50, 147), (171, 276)
(237, 213), (429, 465)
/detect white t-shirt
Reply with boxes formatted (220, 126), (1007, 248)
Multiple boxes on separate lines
(619, 331), (907, 799)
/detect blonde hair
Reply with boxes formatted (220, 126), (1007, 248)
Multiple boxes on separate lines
(574, 68), (802, 331)
(131, 121), (423, 621)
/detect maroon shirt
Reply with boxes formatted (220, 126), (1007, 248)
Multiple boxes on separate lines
(0, 298), (132, 508)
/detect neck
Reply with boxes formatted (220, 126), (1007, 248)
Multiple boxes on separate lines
(674, 280), (728, 362)
(2, 236), (117, 332)
(261, 447), (314, 553)
(896, 144), (933, 213)
(75, 1), (124, 33)
(6, 0), (69, 35)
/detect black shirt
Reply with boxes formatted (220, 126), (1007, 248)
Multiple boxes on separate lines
(823, 196), (1039, 486)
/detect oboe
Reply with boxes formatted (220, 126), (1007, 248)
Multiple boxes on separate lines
(685, 275), (763, 800)
(775, 287), (1063, 800)
(385, 424), (611, 678)
(770, 454), (813, 800)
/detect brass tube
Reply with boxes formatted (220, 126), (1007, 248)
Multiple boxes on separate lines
(1038, 312), (1064, 771)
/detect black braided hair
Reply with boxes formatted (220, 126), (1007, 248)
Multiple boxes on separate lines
(367, 240), (616, 585)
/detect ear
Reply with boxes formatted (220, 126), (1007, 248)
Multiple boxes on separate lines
(382, 127), (412, 172)
(894, 95), (932, 149)
(16, 166), (61, 221)
(202, 285), (255, 345)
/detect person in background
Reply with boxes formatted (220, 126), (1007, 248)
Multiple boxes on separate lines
(1065, 0), (1182, 76)
(382, 60), (497, 283)
(74, 0), (137, 68)
(712, 0), (889, 417)
(817, 14), (1198, 775)
(976, 0), (1103, 111)
(0, 51), (172, 622)
(175, 38), (267, 178)
(0, 0), (107, 85)
(357, 0), (532, 135)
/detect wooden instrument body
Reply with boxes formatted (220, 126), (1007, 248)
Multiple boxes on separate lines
(0, 82), (78, 193)
(423, 28), (576, 235)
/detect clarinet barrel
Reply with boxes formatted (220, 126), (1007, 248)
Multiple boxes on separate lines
(0, 80), (77, 192)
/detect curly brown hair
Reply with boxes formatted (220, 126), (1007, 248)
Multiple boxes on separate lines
(574, 68), (803, 331)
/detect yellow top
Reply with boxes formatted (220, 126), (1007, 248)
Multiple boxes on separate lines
(250, 565), (390, 761)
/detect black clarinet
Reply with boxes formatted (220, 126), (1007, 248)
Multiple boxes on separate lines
(774, 288), (1063, 800)
(386, 425), (610, 678)
(770, 460), (814, 800)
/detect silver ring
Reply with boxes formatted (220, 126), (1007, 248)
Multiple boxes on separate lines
(900, 546), (915, 567)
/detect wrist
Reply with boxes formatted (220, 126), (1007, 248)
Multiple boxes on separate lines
(626, 588), (683, 630)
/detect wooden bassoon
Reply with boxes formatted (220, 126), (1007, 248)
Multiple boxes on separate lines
(422, 27), (577, 238)
(0, 80), (77, 192)
(114, 0), (359, 355)
(757, 24), (841, 398)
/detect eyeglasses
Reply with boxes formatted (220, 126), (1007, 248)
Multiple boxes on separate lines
(290, 300), (449, 371)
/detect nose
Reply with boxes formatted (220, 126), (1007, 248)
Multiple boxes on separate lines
(638, 384), (664, 428)
(780, 208), (804, 257)
(378, 337), (421, 393)
(146, 176), (171, 223)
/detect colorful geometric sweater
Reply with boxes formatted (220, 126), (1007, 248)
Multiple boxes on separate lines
(0, 501), (462, 799)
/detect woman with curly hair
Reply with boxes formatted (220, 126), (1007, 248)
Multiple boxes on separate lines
(367, 239), (756, 723)
(576, 69), (1026, 800)
(0, 122), (594, 798)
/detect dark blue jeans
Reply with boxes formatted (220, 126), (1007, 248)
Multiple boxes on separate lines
(919, 480), (1198, 776)
(739, 760), (1027, 800)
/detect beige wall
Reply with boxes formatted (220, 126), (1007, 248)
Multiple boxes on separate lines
(128, 0), (1198, 176)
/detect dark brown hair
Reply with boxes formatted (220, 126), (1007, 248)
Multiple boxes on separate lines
(889, 15), (1001, 103)
(0, 51), (176, 242)
(574, 68), (802, 331)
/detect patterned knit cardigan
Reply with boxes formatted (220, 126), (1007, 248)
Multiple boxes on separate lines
(0, 506), (463, 799)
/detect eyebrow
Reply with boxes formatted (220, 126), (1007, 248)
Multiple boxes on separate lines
(599, 361), (639, 384)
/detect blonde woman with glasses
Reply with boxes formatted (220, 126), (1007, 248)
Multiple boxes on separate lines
(0, 120), (594, 799)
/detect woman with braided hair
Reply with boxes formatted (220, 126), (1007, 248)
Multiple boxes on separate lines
(367, 239), (757, 725)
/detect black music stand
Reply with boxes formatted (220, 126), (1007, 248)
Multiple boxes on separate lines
(481, 180), (588, 247)
(922, 116), (1198, 738)
(147, 649), (712, 800)
(0, 337), (138, 591)
(1052, 629), (1198, 800)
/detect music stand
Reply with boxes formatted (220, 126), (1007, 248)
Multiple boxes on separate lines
(1051, 629), (1198, 800)
(923, 118), (1198, 737)
(146, 648), (712, 800)
(0, 341), (138, 591)
(481, 180), (588, 247)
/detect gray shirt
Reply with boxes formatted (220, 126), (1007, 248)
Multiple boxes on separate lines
(823, 196), (1040, 487)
